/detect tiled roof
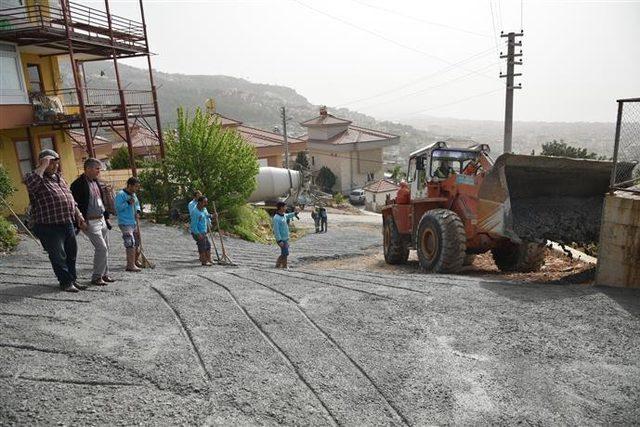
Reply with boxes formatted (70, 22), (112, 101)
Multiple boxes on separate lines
(69, 131), (111, 146)
(300, 113), (352, 127)
(300, 124), (398, 146)
(110, 126), (159, 150)
(236, 124), (305, 149)
(363, 179), (399, 193)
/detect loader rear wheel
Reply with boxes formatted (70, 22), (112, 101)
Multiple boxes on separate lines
(491, 242), (546, 272)
(416, 209), (466, 273)
(383, 216), (409, 265)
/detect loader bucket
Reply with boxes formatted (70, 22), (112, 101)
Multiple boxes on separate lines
(477, 154), (624, 245)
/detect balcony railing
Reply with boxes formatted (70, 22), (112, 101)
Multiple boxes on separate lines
(0, 1), (146, 51)
(31, 88), (155, 125)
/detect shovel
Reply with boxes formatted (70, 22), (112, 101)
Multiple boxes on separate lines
(0, 195), (41, 247)
(211, 201), (236, 266)
(131, 201), (155, 269)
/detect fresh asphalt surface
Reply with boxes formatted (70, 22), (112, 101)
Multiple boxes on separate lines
(1, 217), (639, 425)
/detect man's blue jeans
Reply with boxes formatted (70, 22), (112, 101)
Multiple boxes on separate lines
(33, 222), (78, 287)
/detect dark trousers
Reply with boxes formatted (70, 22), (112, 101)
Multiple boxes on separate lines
(320, 218), (327, 232)
(33, 222), (78, 286)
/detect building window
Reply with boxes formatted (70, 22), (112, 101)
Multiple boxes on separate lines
(373, 194), (376, 202)
(0, 42), (28, 104)
(39, 135), (56, 152)
(26, 64), (44, 93)
(15, 139), (33, 177)
(311, 156), (315, 166)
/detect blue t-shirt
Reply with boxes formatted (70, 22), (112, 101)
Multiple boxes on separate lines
(115, 190), (140, 226)
(188, 199), (197, 214)
(190, 206), (211, 235)
(272, 212), (295, 242)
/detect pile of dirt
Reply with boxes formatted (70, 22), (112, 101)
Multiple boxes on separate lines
(305, 248), (595, 284)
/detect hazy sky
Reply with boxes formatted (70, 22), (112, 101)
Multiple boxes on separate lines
(103, 0), (638, 123)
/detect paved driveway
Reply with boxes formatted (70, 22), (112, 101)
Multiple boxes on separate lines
(1, 221), (638, 425)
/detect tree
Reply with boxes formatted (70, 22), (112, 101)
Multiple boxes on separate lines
(293, 151), (309, 171)
(0, 164), (15, 200)
(316, 166), (337, 193)
(138, 163), (179, 222)
(165, 107), (259, 213)
(388, 165), (406, 182)
(541, 140), (600, 159)
(109, 146), (143, 170)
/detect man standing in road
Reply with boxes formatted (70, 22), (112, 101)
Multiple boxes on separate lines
(188, 190), (202, 215)
(319, 206), (328, 233)
(71, 158), (115, 287)
(25, 149), (87, 292)
(115, 177), (142, 272)
(273, 202), (300, 269)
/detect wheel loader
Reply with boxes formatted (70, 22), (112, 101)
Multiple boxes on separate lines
(381, 141), (621, 274)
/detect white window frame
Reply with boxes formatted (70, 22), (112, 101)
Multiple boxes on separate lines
(0, 41), (29, 105)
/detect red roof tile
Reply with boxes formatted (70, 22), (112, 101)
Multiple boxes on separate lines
(363, 179), (399, 193)
(300, 124), (398, 146)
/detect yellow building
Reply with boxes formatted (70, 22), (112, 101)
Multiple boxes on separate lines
(0, 0), (163, 214)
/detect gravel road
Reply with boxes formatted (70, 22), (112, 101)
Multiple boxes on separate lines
(1, 219), (639, 425)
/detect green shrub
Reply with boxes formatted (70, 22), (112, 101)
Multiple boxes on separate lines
(0, 217), (19, 252)
(138, 163), (179, 222)
(217, 204), (272, 243)
(0, 164), (15, 200)
(333, 192), (346, 204)
(109, 147), (144, 170)
(316, 166), (337, 193)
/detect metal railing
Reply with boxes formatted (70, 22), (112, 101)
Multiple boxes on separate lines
(610, 98), (640, 194)
(31, 88), (154, 124)
(0, 2), (146, 50)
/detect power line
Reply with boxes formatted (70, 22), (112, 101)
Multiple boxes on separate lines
(290, 0), (496, 81)
(489, 0), (500, 56)
(497, 0), (504, 29)
(355, 61), (501, 111)
(348, 0), (492, 39)
(335, 47), (495, 107)
(387, 87), (504, 120)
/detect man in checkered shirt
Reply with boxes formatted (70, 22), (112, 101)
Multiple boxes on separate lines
(25, 149), (88, 293)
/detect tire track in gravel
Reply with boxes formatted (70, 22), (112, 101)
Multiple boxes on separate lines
(198, 274), (340, 427)
(3, 374), (144, 387)
(294, 270), (438, 296)
(150, 286), (212, 382)
(0, 292), (91, 303)
(228, 270), (411, 427)
(0, 311), (58, 320)
(251, 268), (394, 301)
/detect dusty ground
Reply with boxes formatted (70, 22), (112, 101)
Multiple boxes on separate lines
(1, 215), (639, 425)
(306, 249), (596, 284)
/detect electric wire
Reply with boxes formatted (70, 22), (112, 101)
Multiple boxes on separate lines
(290, 0), (496, 81)
(335, 47), (495, 107)
(354, 61), (501, 111)
(489, 0), (500, 56)
(348, 0), (492, 39)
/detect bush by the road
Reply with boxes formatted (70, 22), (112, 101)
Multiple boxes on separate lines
(0, 165), (18, 252)
(166, 108), (259, 214)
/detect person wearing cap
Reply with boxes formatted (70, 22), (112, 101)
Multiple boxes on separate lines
(189, 195), (213, 266)
(70, 158), (115, 286)
(115, 177), (142, 272)
(25, 149), (88, 293)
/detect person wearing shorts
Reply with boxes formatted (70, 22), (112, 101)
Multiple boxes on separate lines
(272, 201), (300, 269)
(115, 177), (142, 272)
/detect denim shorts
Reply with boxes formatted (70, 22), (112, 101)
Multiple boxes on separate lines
(192, 233), (211, 253)
(119, 225), (139, 249)
(278, 240), (289, 257)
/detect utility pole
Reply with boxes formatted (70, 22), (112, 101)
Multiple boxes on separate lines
(280, 106), (293, 192)
(500, 31), (523, 154)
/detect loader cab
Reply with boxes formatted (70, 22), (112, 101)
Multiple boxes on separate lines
(407, 142), (493, 199)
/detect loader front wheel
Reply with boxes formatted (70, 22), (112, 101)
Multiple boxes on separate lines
(416, 209), (466, 273)
(383, 216), (409, 264)
(492, 242), (546, 272)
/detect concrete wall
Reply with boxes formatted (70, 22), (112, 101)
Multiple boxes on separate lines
(310, 146), (384, 193)
(596, 192), (640, 288)
(364, 189), (395, 213)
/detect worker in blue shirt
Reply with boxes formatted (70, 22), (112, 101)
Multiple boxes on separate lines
(188, 190), (202, 214)
(272, 201), (300, 269)
(115, 177), (142, 272)
(190, 196), (213, 266)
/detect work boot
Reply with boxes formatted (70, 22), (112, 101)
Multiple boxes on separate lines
(275, 256), (283, 268)
(126, 248), (141, 272)
(62, 283), (79, 293)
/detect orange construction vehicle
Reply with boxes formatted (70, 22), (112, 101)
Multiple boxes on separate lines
(382, 141), (616, 273)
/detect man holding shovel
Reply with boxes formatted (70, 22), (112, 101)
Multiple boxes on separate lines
(115, 177), (142, 272)
(190, 196), (213, 266)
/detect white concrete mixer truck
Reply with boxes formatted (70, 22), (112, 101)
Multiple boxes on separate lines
(248, 167), (308, 208)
